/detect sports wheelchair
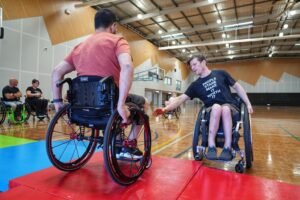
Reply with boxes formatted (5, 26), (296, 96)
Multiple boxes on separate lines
(192, 99), (253, 173)
(163, 106), (181, 119)
(45, 76), (152, 185)
(25, 97), (50, 121)
(0, 98), (30, 125)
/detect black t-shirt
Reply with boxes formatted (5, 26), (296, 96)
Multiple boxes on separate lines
(2, 85), (20, 101)
(185, 70), (238, 108)
(26, 86), (43, 100)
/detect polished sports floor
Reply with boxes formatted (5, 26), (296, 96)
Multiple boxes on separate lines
(0, 103), (300, 198)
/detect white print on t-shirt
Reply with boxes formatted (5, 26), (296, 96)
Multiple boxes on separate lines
(202, 77), (221, 99)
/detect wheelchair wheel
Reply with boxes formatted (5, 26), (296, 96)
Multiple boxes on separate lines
(192, 107), (206, 161)
(103, 103), (151, 185)
(175, 107), (181, 119)
(0, 102), (6, 125)
(46, 104), (98, 171)
(24, 103), (31, 121)
(242, 103), (253, 169)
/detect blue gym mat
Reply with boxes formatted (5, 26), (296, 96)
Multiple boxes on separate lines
(0, 141), (101, 191)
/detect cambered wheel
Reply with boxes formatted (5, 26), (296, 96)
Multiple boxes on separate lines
(24, 103), (31, 121)
(46, 104), (98, 171)
(103, 103), (151, 185)
(242, 103), (253, 169)
(0, 102), (6, 125)
(192, 107), (205, 161)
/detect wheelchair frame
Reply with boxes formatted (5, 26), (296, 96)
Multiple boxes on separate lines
(163, 106), (181, 119)
(192, 101), (253, 173)
(0, 99), (30, 125)
(25, 97), (50, 121)
(45, 76), (152, 185)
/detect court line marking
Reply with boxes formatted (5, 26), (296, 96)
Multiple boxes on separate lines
(152, 131), (193, 155)
(279, 126), (300, 142)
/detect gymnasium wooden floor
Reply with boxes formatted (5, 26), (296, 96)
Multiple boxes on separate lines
(1, 104), (300, 186)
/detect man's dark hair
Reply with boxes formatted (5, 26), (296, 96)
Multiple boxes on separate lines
(32, 79), (39, 84)
(187, 55), (206, 66)
(94, 9), (118, 29)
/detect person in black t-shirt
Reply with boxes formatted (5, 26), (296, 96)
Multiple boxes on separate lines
(26, 79), (48, 117)
(2, 78), (23, 116)
(154, 55), (253, 161)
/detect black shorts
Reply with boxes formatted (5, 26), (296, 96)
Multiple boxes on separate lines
(126, 94), (145, 109)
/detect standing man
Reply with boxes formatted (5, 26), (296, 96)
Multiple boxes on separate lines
(51, 9), (147, 159)
(2, 78), (23, 117)
(154, 55), (253, 161)
(26, 79), (48, 118)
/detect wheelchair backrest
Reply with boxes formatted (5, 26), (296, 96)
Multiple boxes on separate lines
(68, 76), (118, 129)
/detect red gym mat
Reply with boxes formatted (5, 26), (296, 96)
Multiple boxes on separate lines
(178, 166), (300, 200)
(0, 185), (63, 200)
(9, 153), (201, 200)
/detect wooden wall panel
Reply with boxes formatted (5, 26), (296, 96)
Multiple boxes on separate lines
(0, 0), (96, 44)
(210, 58), (300, 85)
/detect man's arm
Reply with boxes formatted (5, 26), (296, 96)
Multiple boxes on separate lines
(52, 61), (75, 111)
(232, 82), (253, 114)
(117, 53), (133, 123)
(164, 94), (190, 112)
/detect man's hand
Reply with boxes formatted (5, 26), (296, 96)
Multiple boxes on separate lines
(153, 108), (165, 116)
(247, 104), (253, 114)
(118, 104), (130, 124)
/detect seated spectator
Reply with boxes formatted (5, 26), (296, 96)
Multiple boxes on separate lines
(26, 79), (48, 118)
(2, 78), (23, 117)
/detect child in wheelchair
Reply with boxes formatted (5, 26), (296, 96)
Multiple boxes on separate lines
(154, 54), (253, 162)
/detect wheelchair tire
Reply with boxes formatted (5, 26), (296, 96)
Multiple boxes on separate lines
(0, 102), (6, 125)
(24, 103), (31, 121)
(242, 103), (253, 169)
(192, 107), (205, 161)
(46, 104), (98, 171)
(103, 103), (151, 185)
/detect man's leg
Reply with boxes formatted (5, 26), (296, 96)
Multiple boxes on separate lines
(206, 104), (222, 160)
(208, 104), (222, 147)
(219, 104), (236, 160)
(221, 105), (233, 148)
(118, 94), (148, 159)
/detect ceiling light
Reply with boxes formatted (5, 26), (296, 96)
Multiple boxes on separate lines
(279, 32), (284, 37)
(217, 19), (221, 24)
(222, 33), (226, 38)
(172, 41), (176, 45)
(137, 14), (143, 19)
(289, 10), (296, 16)
(229, 56), (233, 59)
(182, 49), (186, 53)
(224, 21), (253, 28)
(283, 24), (288, 29)
(161, 33), (184, 39)
(208, 0), (214, 3)
(158, 30), (163, 34)
(269, 54), (272, 57)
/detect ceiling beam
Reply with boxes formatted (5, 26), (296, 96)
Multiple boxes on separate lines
(147, 12), (292, 40)
(119, 0), (226, 24)
(159, 34), (300, 50)
(75, 0), (125, 8)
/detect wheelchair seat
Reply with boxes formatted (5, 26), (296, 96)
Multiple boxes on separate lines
(68, 76), (117, 129)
